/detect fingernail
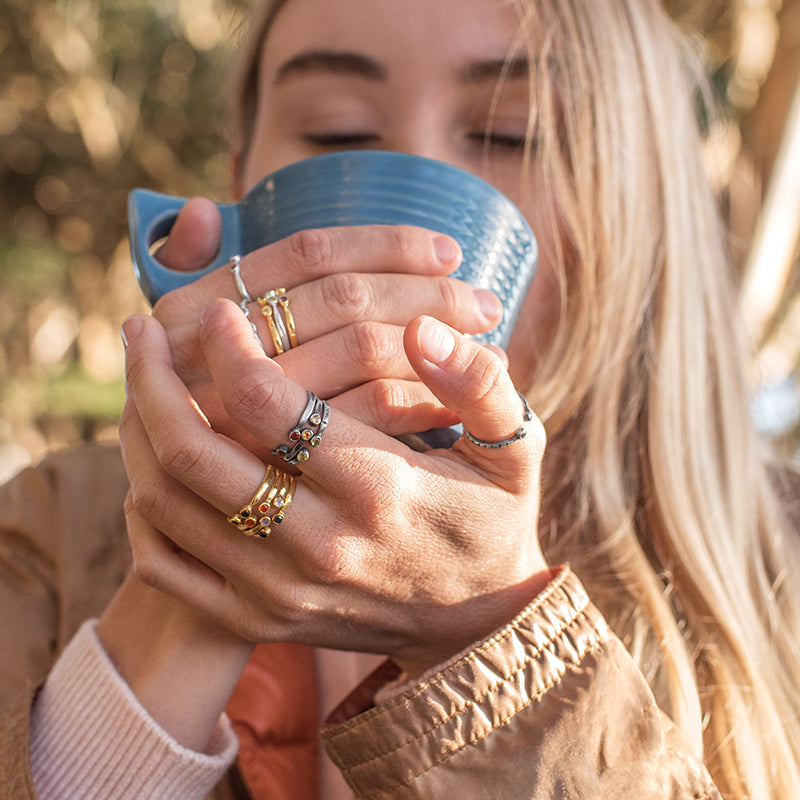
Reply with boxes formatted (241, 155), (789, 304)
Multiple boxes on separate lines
(121, 317), (143, 348)
(433, 235), (459, 264)
(474, 289), (502, 323)
(418, 317), (456, 364)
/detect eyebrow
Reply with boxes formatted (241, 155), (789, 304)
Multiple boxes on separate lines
(458, 58), (530, 84)
(273, 51), (387, 84)
(273, 50), (530, 86)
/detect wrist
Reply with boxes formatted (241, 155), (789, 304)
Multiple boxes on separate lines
(396, 566), (555, 678)
(97, 572), (255, 752)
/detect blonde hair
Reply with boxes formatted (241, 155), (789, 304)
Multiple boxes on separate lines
(514, 1), (800, 797)
(229, 1), (800, 796)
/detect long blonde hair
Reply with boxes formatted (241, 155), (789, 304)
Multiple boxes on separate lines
(229, 1), (800, 796)
(513, 1), (800, 797)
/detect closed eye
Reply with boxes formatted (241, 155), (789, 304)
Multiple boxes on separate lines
(302, 132), (381, 148)
(467, 131), (528, 151)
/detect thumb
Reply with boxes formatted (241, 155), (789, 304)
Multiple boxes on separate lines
(404, 316), (545, 478)
(155, 196), (222, 273)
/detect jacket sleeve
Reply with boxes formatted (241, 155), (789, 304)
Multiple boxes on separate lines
(0, 443), (131, 703)
(0, 445), (131, 800)
(321, 567), (721, 800)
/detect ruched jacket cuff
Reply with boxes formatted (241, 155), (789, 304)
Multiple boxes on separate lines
(321, 566), (719, 800)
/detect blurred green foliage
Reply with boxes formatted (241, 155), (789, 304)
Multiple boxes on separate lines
(0, 0), (251, 477)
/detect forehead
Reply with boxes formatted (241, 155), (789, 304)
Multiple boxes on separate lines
(261, 0), (523, 76)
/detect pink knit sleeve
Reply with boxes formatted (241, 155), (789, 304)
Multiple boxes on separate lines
(29, 621), (238, 800)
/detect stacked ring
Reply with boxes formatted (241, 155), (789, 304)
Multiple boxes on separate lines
(257, 289), (298, 354)
(229, 255), (264, 349)
(273, 390), (331, 465)
(228, 465), (297, 539)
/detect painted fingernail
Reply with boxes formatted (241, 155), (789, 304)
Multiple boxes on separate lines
(474, 289), (502, 323)
(418, 317), (456, 364)
(121, 316), (143, 348)
(433, 235), (459, 264)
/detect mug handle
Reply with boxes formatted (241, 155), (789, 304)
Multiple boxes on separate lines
(127, 189), (241, 305)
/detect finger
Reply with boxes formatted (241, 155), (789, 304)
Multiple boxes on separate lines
(122, 313), (268, 510)
(120, 401), (290, 588)
(152, 225), (462, 329)
(154, 197), (222, 273)
(330, 379), (459, 436)
(120, 399), (336, 644)
(241, 273), (501, 358)
(169, 318), (420, 393)
(198, 298), (406, 490)
(166, 273), (500, 388)
(125, 490), (227, 602)
(159, 338), (455, 446)
(404, 316), (545, 482)
(124, 495), (280, 641)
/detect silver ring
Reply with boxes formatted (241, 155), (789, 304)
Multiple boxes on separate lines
(273, 390), (331, 464)
(463, 391), (533, 449)
(229, 255), (264, 348)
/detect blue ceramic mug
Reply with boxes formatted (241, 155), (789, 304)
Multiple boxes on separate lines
(128, 150), (537, 348)
(128, 151), (538, 446)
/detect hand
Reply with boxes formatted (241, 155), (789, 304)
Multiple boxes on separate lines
(120, 302), (550, 677)
(149, 198), (503, 447)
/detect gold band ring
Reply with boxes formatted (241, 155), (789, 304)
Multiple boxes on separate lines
(257, 288), (298, 355)
(227, 465), (296, 540)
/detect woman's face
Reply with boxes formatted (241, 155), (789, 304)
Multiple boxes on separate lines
(238, 0), (560, 386)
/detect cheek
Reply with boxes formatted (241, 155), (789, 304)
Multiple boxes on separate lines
(506, 186), (563, 388)
(506, 252), (560, 389)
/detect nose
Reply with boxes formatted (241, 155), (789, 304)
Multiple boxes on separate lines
(383, 102), (469, 171)
(389, 133), (474, 176)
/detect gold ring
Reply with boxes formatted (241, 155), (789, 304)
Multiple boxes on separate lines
(257, 288), (298, 354)
(228, 465), (276, 534)
(227, 466), (297, 539)
(254, 472), (296, 538)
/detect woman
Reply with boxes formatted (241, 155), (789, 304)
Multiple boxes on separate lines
(2, 0), (799, 797)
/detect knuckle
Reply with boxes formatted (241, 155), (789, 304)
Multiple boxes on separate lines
(264, 588), (306, 627)
(151, 291), (179, 324)
(435, 277), (462, 313)
(387, 226), (418, 264)
(132, 553), (167, 594)
(348, 321), (395, 373)
(128, 475), (169, 529)
(154, 426), (210, 479)
(324, 272), (372, 321)
(307, 529), (372, 588)
(355, 462), (405, 526)
(368, 380), (408, 429)
(286, 228), (335, 273)
(308, 539), (354, 586)
(223, 369), (277, 418)
(460, 350), (506, 408)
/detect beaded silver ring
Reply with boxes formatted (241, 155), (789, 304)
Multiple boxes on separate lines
(273, 390), (331, 464)
(229, 255), (264, 349)
(463, 391), (533, 449)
